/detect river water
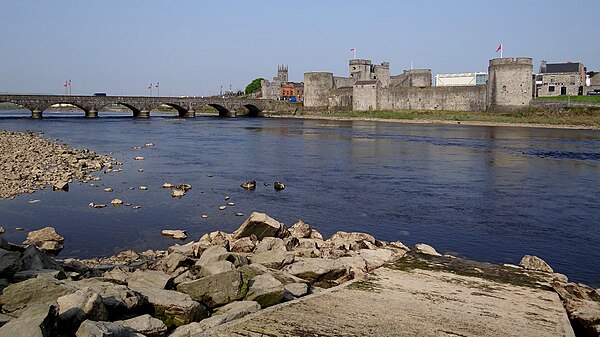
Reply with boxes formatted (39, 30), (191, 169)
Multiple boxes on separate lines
(1, 110), (599, 287)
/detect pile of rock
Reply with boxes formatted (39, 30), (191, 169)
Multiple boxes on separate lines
(0, 212), (409, 336)
(0, 130), (114, 199)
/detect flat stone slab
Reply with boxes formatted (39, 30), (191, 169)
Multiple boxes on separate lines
(205, 254), (574, 337)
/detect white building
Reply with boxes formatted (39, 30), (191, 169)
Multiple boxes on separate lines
(435, 72), (488, 87)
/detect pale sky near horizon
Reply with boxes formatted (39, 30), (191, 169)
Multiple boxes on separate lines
(1, 1), (598, 96)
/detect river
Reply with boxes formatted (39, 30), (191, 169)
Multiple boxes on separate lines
(1, 110), (599, 287)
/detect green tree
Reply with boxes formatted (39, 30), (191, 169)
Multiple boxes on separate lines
(245, 78), (264, 95)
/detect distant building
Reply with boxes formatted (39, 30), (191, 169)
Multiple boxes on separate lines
(435, 72), (487, 87)
(537, 61), (586, 96)
(261, 65), (304, 101)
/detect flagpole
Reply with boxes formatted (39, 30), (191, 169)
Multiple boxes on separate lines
(501, 44), (503, 58)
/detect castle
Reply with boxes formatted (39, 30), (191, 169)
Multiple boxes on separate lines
(261, 65), (304, 102)
(304, 58), (534, 113)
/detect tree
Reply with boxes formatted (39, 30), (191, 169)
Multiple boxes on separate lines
(245, 78), (264, 95)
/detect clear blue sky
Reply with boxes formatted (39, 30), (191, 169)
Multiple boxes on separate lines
(1, 0), (598, 96)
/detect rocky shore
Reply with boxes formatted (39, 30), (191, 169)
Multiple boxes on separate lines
(0, 130), (115, 199)
(0, 212), (599, 336)
(0, 130), (599, 336)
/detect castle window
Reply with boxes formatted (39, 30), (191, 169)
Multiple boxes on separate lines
(549, 86), (555, 92)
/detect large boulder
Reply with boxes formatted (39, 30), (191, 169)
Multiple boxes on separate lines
(0, 276), (75, 316)
(0, 248), (22, 278)
(75, 278), (148, 320)
(283, 258), (346, 284)
(245, 273), (285, 308)
(358, 248), (396, 271)
(117, 314), (167, 337)
(255, 237), (286, 253)
(75, 320), (133, 337)
(519, 255), (554, 273)
(289, 220), (312, 239)
(195, 245), (229, 267)
(23, 226), (65, 252)
(128, 286), (208, 328)
(20, 245), (64, 272)
(169, 301), (261, 337)
(249, 250), (295, 269)
(198, 260), (235, 278)
(230, 237), (257, 253)
(177, 270), (245, 308)
(198, 231), (232, 249)
(126, 270), (174, 290)
(162, 252), (194, 275)
(233, 212), (288, 240)
(284, 282), (309, 299)
(0, 304), (59, 337)
(57, 288), (109, 326)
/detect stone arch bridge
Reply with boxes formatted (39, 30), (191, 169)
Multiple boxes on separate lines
(0, 94), (300, 118)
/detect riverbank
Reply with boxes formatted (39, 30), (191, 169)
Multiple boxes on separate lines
(272, 109), (600, 130)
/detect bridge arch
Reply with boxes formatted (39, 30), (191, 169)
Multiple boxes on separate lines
(151, 103), (191, 118)
(243, 104), (262, 117)
(0, 101), (33, 116)
(208, 104), (233, 117)
(96, 102), (141, 118)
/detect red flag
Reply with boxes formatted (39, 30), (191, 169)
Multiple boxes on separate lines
(64, 82), (68, 87)
(155, 82), (159, 88)
(496, 44), (502, 52)
(148, 83), (152, 89)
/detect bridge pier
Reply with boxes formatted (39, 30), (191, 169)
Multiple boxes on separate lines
(31, 109), (42, 119)
(137, 110), (150, 118)
(85, 110), (98, 118)
(183, 109), (195, 118)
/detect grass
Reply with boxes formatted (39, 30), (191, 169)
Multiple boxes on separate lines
(536, 95), (600, 103)
(322, 107), (600, 128)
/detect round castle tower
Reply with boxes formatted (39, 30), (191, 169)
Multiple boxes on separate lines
(487, 58), (533, 112)
(304, 72), (334, 108)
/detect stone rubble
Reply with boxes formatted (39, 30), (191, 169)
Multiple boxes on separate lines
(0, 130), (114, 199)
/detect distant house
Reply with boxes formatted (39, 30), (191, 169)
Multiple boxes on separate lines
(537, 61), (586, 96)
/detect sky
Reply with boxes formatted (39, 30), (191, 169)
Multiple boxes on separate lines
(1, 0), (598, 96)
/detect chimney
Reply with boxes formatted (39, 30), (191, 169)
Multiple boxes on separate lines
(540, 60), (547, 74)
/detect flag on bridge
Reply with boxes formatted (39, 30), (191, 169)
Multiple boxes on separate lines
(148, 83), (152, 89)
(155, 82), (159, 88)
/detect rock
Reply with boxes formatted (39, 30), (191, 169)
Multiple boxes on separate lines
(565, 299), (600, 336)
(128, 285), (208, 328)
(126, 270), (174, 290)
(89, 203), (107, 208)
(414, 243), (442, 257)
(0, 304), (59, 337)
(75, 320), (132, 337)
(274, 181), (285, 191)
(240, 180), (256, 190)
(283, 258), (346, 284)
(101, 267), (130, 283)
(111, 198), (124, 205)
(338, 256), (368, 277)
(0, 313), (12, 327)
(195, 245), (229, 266)
(177, 270), (245, 308)
(169, 301), (261, 337)
(245, 273), (285, 307)
(13, 269), (67, 282)
(171, 188), (186, 198)
(0, 277), (75, 316)
(57, 288), (109, 327)
(167, 244), (195, 257)
(162, 252), (193, 275)
(145, 143), (154, 147)
(0, 226), (5, 234)
(161, 229), (187, 240)
(358, 248), (396, 271)
(53, 181), (69, 192)
(198, 260), (235, 278)
(239, 264), (268, 283)
(0, 248), (22, 278)
(233, 212), (288, 240)
(231, 237), (257, 253)
(134, 156), (144, 160)
(219, 205), (227, 210)
(255, 237), (287, 253)
(323, 231), (376, 251)
(289, 220), (312, 239)
(388, 241), (411, 252)
(519, 255), (554, 273)
(74, 279), (148, 320)
(250, 250), (295, 269)
(162, 183), (173, 188)
(138, 186), (148, 190)
(284, 282), (309, 298)
(227, 202), (235, 206)
(103, 187), (113, 192)
(23, 226), (65, 252)
(117, 314), (167, 337)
